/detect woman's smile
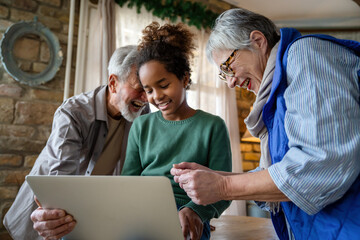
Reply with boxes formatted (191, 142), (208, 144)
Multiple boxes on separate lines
(239, 78), (250, 89)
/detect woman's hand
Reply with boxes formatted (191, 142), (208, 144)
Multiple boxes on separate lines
(178, 207), (203, 240)
(171, 162), (213, 176)
(171, 162), (214, 188)
(174, 169), (228, 205)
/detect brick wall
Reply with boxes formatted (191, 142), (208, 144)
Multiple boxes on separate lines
(235, 87), (258, 172)
(0, 0), (79, 238)
(241, 141), (261, 172)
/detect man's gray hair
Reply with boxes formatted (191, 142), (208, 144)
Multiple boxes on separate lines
(108, 45), (138, 83)
(206, 8), (279, 63)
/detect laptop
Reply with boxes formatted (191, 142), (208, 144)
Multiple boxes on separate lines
(26, 175), (183, 240)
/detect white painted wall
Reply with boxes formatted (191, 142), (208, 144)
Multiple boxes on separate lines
(222, 0), (360, 29)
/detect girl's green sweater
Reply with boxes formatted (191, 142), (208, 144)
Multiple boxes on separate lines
(122, 110), (232, 222)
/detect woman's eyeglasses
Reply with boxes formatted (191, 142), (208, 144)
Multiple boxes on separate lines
(218, 49), (238, 81)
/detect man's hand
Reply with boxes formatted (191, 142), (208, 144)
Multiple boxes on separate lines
(178, 207), (203, 240)
(31, 197), (76, 240)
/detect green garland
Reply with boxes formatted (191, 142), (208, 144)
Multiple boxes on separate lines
(115, 0), (219, 30)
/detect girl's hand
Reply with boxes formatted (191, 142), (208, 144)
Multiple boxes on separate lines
(178, 207), (203, 240)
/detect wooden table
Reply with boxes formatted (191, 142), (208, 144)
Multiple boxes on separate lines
(210, 215), (278, 240)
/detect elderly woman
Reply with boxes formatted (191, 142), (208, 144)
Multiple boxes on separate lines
(171, 8), (360, 240)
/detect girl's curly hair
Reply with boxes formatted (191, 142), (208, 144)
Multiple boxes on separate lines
(137, 22), (196, 89)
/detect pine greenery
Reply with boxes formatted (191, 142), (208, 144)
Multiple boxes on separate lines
(115, 0), (219, 30)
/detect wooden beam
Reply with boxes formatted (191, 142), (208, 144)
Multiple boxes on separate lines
(353, 0), (360, 7)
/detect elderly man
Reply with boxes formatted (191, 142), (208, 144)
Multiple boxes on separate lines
(3, 45), (148, 240)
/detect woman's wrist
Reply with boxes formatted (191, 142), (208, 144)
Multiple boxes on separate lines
(220, 175), (232, 200)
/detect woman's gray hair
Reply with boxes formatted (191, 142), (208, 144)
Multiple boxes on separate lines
(206, 8), (279, 63)
(108, 45), (138, 83)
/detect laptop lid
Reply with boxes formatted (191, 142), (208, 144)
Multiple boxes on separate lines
(26, 175), (183, 240)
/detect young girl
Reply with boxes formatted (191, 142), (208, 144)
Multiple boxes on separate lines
(121, 22), (232, 240)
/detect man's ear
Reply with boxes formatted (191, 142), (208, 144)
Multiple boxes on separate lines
(108, 74), (118, 93)
(249, 30), (268, 55)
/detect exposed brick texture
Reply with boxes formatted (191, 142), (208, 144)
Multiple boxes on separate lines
(14, 101), (59, 125)
(24, 155), (38, 168)
(0, 155), (22, 167)
(37, 0), (61, 7)
(0, 5), (9, 18)
(0, 0), (78, 237)
(13, 37), (40, 61)
(0, 98), (14, 123)
(0, 84), (23, 98)
(12, 0), (38, 11)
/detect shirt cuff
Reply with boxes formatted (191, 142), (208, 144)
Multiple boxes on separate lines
(268, 163), (320, 215)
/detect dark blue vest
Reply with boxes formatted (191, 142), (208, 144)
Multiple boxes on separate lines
(263, 28), (360, 240)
